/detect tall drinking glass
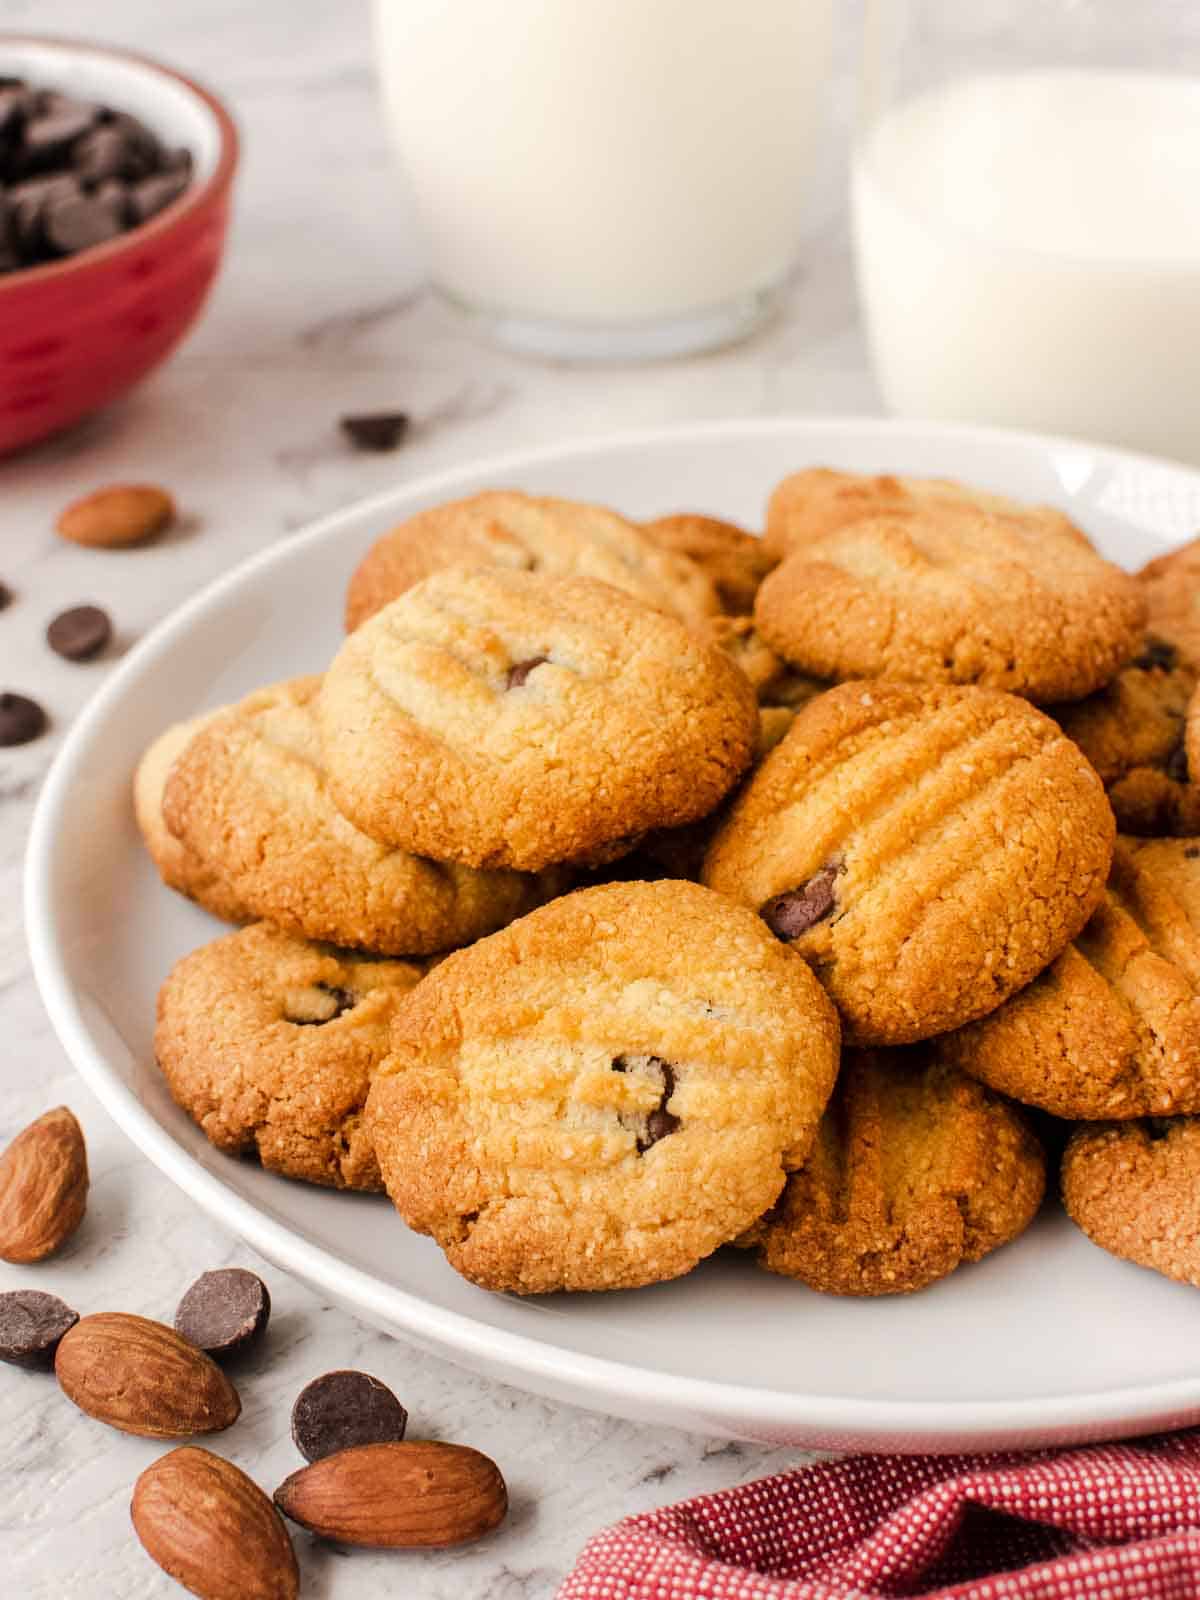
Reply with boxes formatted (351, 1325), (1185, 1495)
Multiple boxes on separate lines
(373, 0), (833, 361)
(853, 1), (1200, 461)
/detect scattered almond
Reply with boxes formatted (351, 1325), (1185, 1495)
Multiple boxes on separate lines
(274, 1440), (507, 1549)
(56, 1312), (241, 1437)
(0, 1106), (88, 1263)
(56, 483), (176, 548)
(132, 1446), (299, 1600)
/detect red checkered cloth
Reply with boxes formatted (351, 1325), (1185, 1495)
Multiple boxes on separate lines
(558, 1432), (1200, 1599)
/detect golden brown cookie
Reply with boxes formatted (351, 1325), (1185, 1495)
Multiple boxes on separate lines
(641, 513), (774, 615)
(163, 676), (563, 954)
(1055, 632), (1200, 835)
(345, 490), (719, 632)
(365, 880), (840, 1294)
(1139, 537), (1200, 659)
(156, 923), (427, 1190)
(702, 681), (1114, 1045)
(1062, 1119), (1200, 1287)
(318, 569), (759, 873)
(754, 500), (1145, 703)
(939, 839), (1200, 1120)
(134, 714), (253, 925)
(746, 1048), (1045, 1296)
(763, 468), (1094, 563)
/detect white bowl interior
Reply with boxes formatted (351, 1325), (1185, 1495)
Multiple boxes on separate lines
(27, 418), (1200, 1452)
(0, 38), (222, 177)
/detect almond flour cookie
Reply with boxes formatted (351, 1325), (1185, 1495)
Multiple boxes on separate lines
(319, 569), (759, 873)
(939, 839), (1200, 1120)
(134, 713), (253, 926)
(156, 923), (427, 1190)
(1062, 1119), (1200, 1288)
(344, 490), (720, 632)
(162, 676), (562, 954)
(641, 513), (774, 615)
(746, 1049), (1044, 1296)
(754, 500), (1145, 703)
(366, 880), (840, 1294)
(1139, 536), (1200, 655)
(1055, 632), (1200, 835)
(763, 467), (1094, 563)
(702, 682), (1114, 1044)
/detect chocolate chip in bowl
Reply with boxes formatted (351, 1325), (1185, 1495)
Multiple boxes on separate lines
(0, 80), (193, 273)
(0, 38), (237, 456)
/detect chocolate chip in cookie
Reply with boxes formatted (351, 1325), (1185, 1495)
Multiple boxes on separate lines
(761, 865), (840, 941)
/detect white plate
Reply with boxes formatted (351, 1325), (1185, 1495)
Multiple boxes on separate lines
(26, 417), (1200, 1454)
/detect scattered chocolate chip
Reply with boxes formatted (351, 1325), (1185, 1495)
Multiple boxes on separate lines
(761, 864), (841, 941)
(0, 1289), (79, 1369)
(284, 983), (357, 1025)
(1133, 636), (1179, 672)
(505, 656), (548, 689)
(291, 1371), (408, 1463)
(0, 582), (11, 610)
(340, 412), (409, 453)
(46, 604), (112, 661)
(0, 692), (46, 746)
(1166, 742), (1190, 784)
(175, 1268), (271, 1359)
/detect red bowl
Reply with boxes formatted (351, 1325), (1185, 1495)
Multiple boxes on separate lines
(0, 36), (238, 456)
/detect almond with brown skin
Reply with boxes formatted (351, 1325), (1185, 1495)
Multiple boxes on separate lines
(57, 483), (176, 548)
(56, 1313), (241, 1437)
(132, 1447), (299, 1600)
(274, 1440), (507, 1548)
(0, 1106), (88, 1263)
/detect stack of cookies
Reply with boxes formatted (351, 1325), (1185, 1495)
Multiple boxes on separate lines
(137, 477), (1200, 1299)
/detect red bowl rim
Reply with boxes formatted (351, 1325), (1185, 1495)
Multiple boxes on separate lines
(0, 32), (239, 293)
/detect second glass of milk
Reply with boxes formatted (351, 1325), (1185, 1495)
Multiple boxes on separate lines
(372, 0), (833, 361)
(853, 0), (1200, 463)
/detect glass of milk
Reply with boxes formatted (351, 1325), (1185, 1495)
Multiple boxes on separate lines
(372, 0), (833, 361)
(853, 0), (1200, 462)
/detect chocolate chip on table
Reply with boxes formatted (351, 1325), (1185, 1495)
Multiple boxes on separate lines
(292, 1371), (409, 1463)
(505, 656), (548, 689)
(46, 604), (112, 662)
(175, 1268), (271, 1360)
(761, 863), (841, 941)
(0, 692), (47, 746)
(0, 582), (11, 610)
(0, 1289), (80, 1369)
(339, 412), (410, 453)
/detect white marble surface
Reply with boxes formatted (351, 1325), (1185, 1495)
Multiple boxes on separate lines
(0, 2), (873, 1594)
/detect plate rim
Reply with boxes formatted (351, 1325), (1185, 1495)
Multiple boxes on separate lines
(26, 412), (1200, 1449)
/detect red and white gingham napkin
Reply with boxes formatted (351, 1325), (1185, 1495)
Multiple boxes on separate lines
(558, 1432), (1200, 1599)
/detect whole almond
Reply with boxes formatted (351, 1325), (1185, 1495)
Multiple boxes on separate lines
(274, 1440), (507, 1548)
(0, 1106), (88, 1263)
(57, 484), (175, 548)
(132, 1447), (299, 1600)
(56, 1313), (240, 1438)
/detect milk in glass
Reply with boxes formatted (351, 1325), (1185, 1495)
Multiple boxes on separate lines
(853, 70), (1200, 460)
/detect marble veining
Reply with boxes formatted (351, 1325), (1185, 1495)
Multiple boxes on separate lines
(0, 0), (871, 1592)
